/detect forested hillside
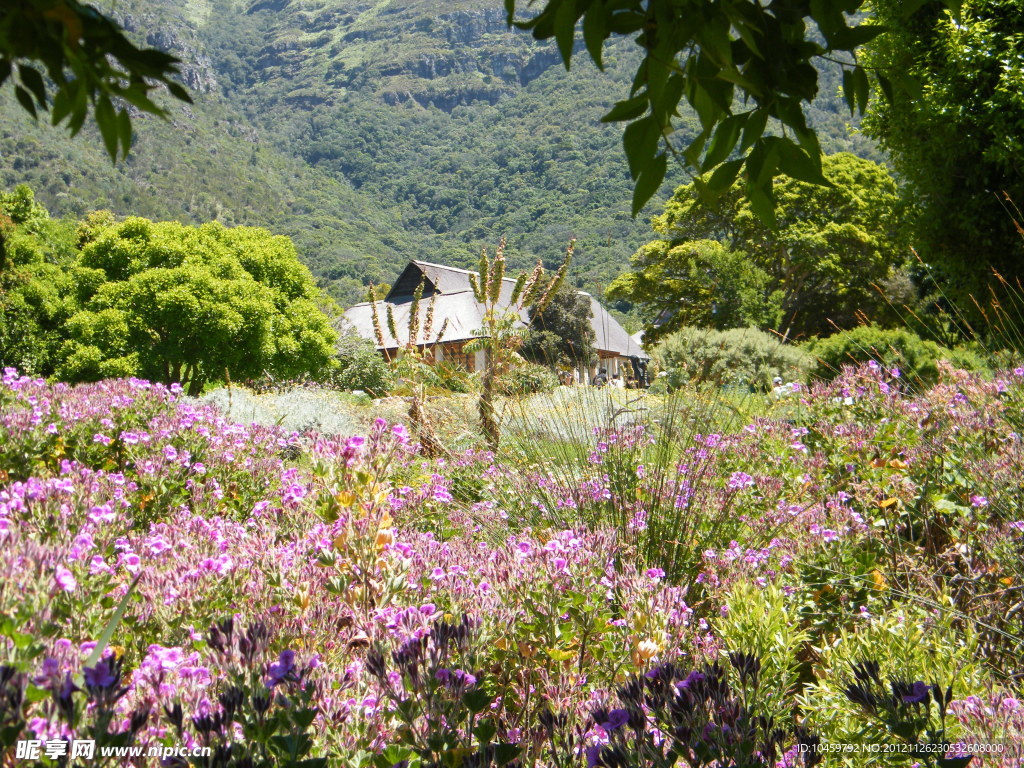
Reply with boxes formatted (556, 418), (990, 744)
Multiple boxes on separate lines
(0, 0), (877, 304)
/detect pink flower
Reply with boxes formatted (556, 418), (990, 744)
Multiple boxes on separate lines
(54, 565), (77, 593)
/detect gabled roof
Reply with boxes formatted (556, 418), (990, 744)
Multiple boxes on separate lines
(587, 294), (647, 359)
(341, 290), (528, 349)
(345, 260), (649, 359)
(388, 260), (518, 300)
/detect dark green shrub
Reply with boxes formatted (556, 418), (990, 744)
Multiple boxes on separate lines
(329, 330), (395, 396)
(652, 326), (811, 392)
(804, 326), (989, 384)
(497, 362), (559, 396)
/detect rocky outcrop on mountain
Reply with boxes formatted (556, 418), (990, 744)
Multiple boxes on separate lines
(116, 11), (220, 95)
(359, 8), (561, 110)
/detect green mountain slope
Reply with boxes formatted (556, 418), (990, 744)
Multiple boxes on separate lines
(0, 0), (880, 304)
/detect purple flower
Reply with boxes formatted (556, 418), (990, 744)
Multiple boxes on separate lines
(267, 650), (296, 686)
(728, 471), (755, 490)
(645, 567), (665, 580)
(970, 494), (988, 508)
(84, 660), (116, 689)
(678, 670), (706, 691)
(900, 681), (931, 704)
(601, 708), (630, 731)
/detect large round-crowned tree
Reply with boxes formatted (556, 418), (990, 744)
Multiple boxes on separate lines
(58, 217), (337, 394)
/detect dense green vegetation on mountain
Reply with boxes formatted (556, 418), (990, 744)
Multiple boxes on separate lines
(0, 0), (876, 305)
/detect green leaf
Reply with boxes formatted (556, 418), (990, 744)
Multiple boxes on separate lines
(622, 115), (660, 178)
(582, 5), (607, 69)
(842, 69), (856, 115)
(95, 96), (119, 160)
(553, 0), (578, 68)
(852, 65), (870, 115)
(876, 73), (894, 103)
(166, 81), (193, 103)
(746, 179), (776, 227)
(18, 65), (46, 106)
(494, 744), (521, 765)
(740, 109), (768, 153)
(706, 158), (744, 195)
(117, 108), (133, 157)
(777, 140), (830, 186)
(473, 718), (497, 743)
(84, 573), (141, 669)
(702, 114), (745, 171)
(602, 94), (649, 123)
(462, 688), (493, 714)
(14, 86), (37, 119)
(51, 89), (73, 126)
(632, 152), (667, 216)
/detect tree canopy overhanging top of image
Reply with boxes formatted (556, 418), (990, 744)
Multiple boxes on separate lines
(0, 0), (191, 160)
(504, 0), (964, 219)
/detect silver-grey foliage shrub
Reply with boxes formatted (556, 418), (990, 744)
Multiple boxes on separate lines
(653, 326), (812, 392)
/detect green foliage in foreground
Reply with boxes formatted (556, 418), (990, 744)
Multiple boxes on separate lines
(652, 326), (812, 393)
(506, 0), (961, 216)
(608, 153), (908, 343)
(0, 0), (190, 159)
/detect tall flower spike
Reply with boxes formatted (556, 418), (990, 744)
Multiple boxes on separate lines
(535, 239), (573, 312)
(475, 245), (489, 302)
(435, 317), (449, 343)
(386, 304), (397, 347)
(407, 278), (425, 348)
(489, 237), (506, 305)
(510, 272), (527, 305)
(368, 284), (388, 351)
(521, 260), (546, 307)
(423, 290), (437, 343)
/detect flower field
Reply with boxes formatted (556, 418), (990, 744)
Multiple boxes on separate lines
(2, 364), (1024, 766)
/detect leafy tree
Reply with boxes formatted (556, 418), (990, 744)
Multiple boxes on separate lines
(0, 187), (75, 373)
(0, 0), (190, 159)
(505, 0), (963, 215)
(862, 0), (1024, 311)
(607, 239), (775, 340)
(522, 281), (595, 370)
(608, 153), (906, 341)
(57, 217), (337, 394)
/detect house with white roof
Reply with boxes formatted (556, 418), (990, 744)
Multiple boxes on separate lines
(341, 260), (649, 383)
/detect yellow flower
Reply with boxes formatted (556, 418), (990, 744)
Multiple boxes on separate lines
(632, 638), (659, 666)
(375, 527), (395, 552)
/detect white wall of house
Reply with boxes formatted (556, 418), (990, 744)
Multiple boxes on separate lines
(474, 349), (486, 372)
